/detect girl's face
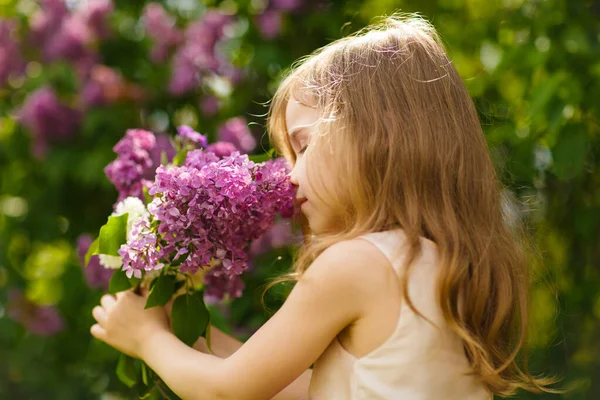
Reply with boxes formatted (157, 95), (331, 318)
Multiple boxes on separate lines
(285, 95), (336, 235)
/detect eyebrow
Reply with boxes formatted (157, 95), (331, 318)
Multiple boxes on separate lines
(288, 126), (307, 139)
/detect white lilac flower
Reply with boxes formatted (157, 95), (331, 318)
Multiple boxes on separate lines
(98, 254), (124, 270)
(114, 196), (149, 237)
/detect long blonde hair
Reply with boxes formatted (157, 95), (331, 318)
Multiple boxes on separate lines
(264, 13), (558, 397)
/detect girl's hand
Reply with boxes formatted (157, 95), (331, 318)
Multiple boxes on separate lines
(90, 290), (170, 360)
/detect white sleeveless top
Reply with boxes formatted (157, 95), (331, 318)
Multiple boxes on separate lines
(308, 229), (492, 400)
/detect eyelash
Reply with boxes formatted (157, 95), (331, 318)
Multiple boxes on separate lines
(299, 145), (308, 154)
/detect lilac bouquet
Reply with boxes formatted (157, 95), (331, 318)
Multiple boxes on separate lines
(85, 125), (294, 391)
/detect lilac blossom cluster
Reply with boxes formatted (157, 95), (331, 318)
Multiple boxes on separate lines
(141, 4), (241, 96)
(118, 150), (295, 299)
(217, 117), (257, 154)
(104, 129), (175, 202)
(30, 0), (113, 76)
(18, 87), (81, 158)
(0, 19), (25, 87)
(11, 0), (123, 157)
(256, 0), (305, 39)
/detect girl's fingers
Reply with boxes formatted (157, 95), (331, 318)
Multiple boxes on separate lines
(92, 305), (107, 326)
(90, 323), (106, 341)
(100, 294), (117, 309)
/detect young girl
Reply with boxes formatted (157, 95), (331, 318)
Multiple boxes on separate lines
(91, 14), (556, 400)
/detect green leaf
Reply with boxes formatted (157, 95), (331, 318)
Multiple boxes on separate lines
(172, 148), (190, 166)
(116, 353), (137, 389)
(145, 274), (177, 309)
(552, 127), (588, 180)
(205, 321), (213, 354)
(129, 276), (142, 288)
(84, 237), (99, 266)
(141, 361), (149, 386)
(171, 291), (210, 347)
(109, 269), (132, 294)
(174, 280), (186, 293)
(98, 214), (129, 256)
(249, 148), (275, 163)
(142, 186), (152, 206)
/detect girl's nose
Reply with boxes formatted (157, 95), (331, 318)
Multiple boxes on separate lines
(288, 167), (299, 187)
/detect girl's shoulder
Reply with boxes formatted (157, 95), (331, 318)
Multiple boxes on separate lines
(310, 237), (400, 306)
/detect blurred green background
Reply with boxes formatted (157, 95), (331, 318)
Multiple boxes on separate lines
(0, 0), (598, 398)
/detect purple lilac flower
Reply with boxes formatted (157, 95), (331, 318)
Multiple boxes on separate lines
(119, 153), (294, 299)
(255, 157), (296, 218)
(18, 87), (81, 158)
(177, 125), (208, 147)
(118, 215), (164, 279)
(217, 117), (256, 153)
(6, 289), (64, 336)
(105, 129), (156, 202)
(257, 9), (282, 39)
(77, 234), (114, 290)
(205, 141), (237, 158)
(0, 19), (25, 87)
(184, 149), (219, 169)
(142, 3), (182, 62)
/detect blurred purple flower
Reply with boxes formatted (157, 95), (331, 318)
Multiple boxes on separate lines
(0, 19), (25, 87)
(44, 14), (91, 62)
(18, 87), (81, 158)
(177, 125), (208, 147)
(76, 0), (114, 40)
(205, 141), (237, 158)
(29, 0), (69, 47)
(168, 47), (201, 95)
(142, 3), (182, 62)
(168, 9), (235, 95)
(249, 219), (299, 256)
(80, 80), (104, 108)
(6, 289), (64, 336)
(271, 0), (304, 11)
(200, 95), (220, 116)
(76, 234), (114, 290)
(146, 134), (176, 178)
(217, 117), (256, 153)
(204, 270), (244, 301)
(257, 9), (282, 39)
(80, 64), (145, 108)
(202, 9), (234, 37)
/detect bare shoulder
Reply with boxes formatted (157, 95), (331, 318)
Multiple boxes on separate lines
(303, 238), (394, 304)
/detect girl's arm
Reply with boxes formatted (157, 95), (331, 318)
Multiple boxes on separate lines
(191, 326), (312, 399)
(141, 239), (377, 400)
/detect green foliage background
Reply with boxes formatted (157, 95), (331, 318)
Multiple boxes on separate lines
(0, 0), (598, 398)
